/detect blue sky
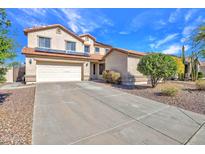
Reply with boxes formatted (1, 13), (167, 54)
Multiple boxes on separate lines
(6, 8), (205, 63)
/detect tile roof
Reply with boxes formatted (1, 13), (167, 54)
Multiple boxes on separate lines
(79, 33), (96, 41)
(103, 47), (146, 59)
(24, 24), (84, 43)
(22, 47), (103, 61)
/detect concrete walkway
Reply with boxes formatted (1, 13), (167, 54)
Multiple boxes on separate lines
(0, 82), (35, 90)
(32, 81), (205, 144)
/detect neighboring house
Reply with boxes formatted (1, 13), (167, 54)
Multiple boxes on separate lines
(22, 24), (147, 85)
(184, 58), (205, 79)
(199, 61), (205, 76)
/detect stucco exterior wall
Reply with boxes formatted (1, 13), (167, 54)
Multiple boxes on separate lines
(105, 50), (128, 80)
(25, 55), (91, 83)
(199, 66), (205, 76)
(27, 27), (84, 52)
(25, 57), (37, 83)
(80, 36), (108, 55)
(126, 55), (147, 84)
(5, 67), (13, 83)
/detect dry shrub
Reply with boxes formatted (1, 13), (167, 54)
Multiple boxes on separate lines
(102, 70), (121, 84)
(160, 84), (180, 97)
(196, 80), (205, 90)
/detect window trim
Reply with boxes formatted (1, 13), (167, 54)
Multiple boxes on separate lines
(38, 36), (51, 49)
(95, 47), (100, 53)
(65, 40), (76, 52)
(105, 48), (109, 53)
(84, 45), (90, 53)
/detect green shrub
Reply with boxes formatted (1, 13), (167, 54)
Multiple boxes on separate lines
(137, 53), (177, 88)
(198, 72), (204, 79)
(102, 70), (121, 84)
(0, 67), (7, 83)
(196, 80), (205, 90)
(160, 86), (179, 97)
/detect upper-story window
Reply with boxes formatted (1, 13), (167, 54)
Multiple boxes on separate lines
(95, 47), (100, 53)
(84, 45), (90, 53)
(105, 48), (109, 53)
(38, 37), (51, 48)
(66, 41), (76, 52)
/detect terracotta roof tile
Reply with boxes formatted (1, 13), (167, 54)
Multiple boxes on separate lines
(24, 24), (84, 43)
(79, 33), (96, 41)
(22, 47), (103, 61)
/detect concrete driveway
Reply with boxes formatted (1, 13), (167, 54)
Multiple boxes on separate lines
(32, 81), (205, 144)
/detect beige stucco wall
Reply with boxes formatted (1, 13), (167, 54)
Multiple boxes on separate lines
(27, 27), (84, 52)
(105, 51), (147, 85)
(80, 36), (108, 55)
(25, 55), (91, 83)
(5, 67), (13, 83)
(126, 55), (147, 84)
(127, 55), (143, 76)
(105, 50), (128, 80)
(199, 66), (205, 76)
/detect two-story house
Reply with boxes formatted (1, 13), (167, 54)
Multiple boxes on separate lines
(22, 24), (147, 85)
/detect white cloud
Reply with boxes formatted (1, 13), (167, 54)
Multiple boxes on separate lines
(185, 9), (198, 22)
(149, 43), (155, 49)
(168, 9), (180, 23)
(182, 26), (196, 36)
(158, 20), (166, 26)
(195, 16), (205, 23)
(10, 9), (113, 34)
(8, 11), (46, 28)
(148, 36), (156, 41)
(162, 45), (181, 54)
(119, 31), (129, 35)
(20, 8), (47, 17)
(53, 9), (113, 33)
(162, 44), (190, 55)
(154, 33), (178, 48)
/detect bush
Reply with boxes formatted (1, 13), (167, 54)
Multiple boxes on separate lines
(137, 53), (177, 88)
(196, 80), (205, 90)
(198, 72), (204, 79)
(102, 70), (121, 84)
(0, 67), (7, 83)
(160, 86), (179, 97)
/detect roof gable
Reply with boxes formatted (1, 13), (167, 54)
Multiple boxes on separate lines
(24, 24), (84, 43)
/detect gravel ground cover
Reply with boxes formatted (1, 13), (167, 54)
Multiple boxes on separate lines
(0, 87), (35, 144)
(95, 81), (205, 115)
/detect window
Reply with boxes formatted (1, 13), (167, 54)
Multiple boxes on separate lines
(93, 64), (96, 75)
(66, 41), (76, 52)
(99, 63), (105, 75)
(105, 48), (109, 53)
(95, 47), (100, 53)
(84, 45), (90, 53)
(38, 37), (51, 48)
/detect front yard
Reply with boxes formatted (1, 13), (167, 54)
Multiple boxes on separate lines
(0, 87), (35, 144)
(96, 81), (205, 115)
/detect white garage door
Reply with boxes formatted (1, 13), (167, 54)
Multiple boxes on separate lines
(37, 62), (82, 82)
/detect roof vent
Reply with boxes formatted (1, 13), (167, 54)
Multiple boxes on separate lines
(56, 28), (61, 34)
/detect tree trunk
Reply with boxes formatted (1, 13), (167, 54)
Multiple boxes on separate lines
(151, 77), (157, 88)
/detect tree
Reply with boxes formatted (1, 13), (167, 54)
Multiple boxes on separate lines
(137, 53), (177, 88)
(0, 8), (16, 82)
(172, 56), (185, 80)
(190, 25), (205, 81)
(182, 45), (185, 65)
(181, 45), (186, 80)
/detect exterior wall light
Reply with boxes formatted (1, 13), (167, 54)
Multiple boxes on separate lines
(29, 59), (32, 64)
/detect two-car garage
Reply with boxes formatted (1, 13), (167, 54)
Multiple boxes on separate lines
(36, 61), (82, 82)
